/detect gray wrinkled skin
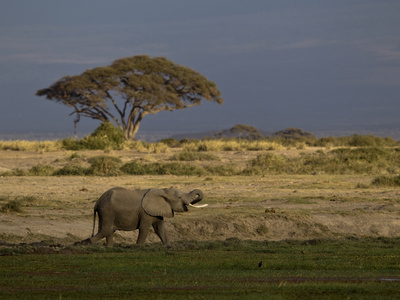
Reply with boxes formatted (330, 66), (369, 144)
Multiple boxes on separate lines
(80, 187), (204, 247)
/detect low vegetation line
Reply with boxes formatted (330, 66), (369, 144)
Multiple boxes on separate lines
(1, 126), (399, 183)
(0, 124), (398, 152)
(2, 148), (400, 184)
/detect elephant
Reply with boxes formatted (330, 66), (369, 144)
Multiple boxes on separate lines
(80, 187), (206, 247)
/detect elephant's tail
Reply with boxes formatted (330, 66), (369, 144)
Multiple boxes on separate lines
(91, 209), (97, 237)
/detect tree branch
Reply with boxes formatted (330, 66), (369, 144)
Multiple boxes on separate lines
(35, 55), (223, 140)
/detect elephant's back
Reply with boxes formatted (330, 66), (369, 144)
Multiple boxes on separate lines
(109, 188), (145, 227)
(95, 187), (125, 208)
(95, 187), (147, 208)
(110, 187), (147, 206)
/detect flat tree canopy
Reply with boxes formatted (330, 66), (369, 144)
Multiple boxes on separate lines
(36, 55), (223, 139)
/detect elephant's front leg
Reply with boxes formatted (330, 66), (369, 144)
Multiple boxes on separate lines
(136, 220), (152, 245)
(152, 220), (169, 246)
(136, 227), (150, 244)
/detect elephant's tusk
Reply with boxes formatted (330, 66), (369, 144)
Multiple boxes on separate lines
(189, 203), (208, 208)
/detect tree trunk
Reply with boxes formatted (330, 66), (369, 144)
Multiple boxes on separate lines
(127, 124), (140, 140)
(126, 112), (145, 140)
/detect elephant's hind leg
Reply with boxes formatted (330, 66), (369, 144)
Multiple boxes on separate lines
(90, 228), (115, 247)
(90, 231), (106, 244)
(106, 233), (114, 247)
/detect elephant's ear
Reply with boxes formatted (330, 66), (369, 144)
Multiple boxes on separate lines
(142, 189), (174, 218)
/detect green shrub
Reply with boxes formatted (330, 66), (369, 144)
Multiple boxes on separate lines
(1, 200), (23, 213)
(170, 151), (220, 161)
(18, 195), (40, 203)
(61, 138), (85, 150)
(0, 170), (9, 177)
(121, 161), (204, 176)
(120, 161), (150, 175)
(88, 156), (122, 176)
(160, 138), (181, 148)
(313, 137), (336, 147)
(241, 147), (400, 175)
(0, 195), (42, 213)
(156, 162), (204, 176)
(348, 134), (387, 147)
(256, 224), (269, 235)
(13, 169), (25, 176)
(80, 136), (114, 150)
(330, 147), (389, 163)
(243, 153), (288, 175)
(371, 175), (400, 187)
(312, 134), (398, 147)
(54, 164), (89, 176)
(28, 164), (56, 176)
(62, 122), (126, 150)
(204, 165), (240, 176)
(69, 152), (81, 160)
(324, 147), (399, 174)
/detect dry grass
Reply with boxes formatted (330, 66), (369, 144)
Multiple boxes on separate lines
(0, 147), (399, 245)
(0, 140), (63, 151)
(0, 139), (304, 153)
(182, 139), (287, 151)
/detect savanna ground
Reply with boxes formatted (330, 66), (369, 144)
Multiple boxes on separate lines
(0, 144), (400, 298)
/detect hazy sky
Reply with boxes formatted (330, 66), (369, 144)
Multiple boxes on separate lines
(1, 0), (400, 138)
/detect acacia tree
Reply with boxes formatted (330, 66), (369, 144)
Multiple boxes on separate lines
(36, 55), (223, 139)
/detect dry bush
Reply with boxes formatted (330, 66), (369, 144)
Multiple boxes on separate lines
(121, 160), (204, 176)
(0, 195), (41, 213)
(243, 147), (400, 175)
(0, 140), (63, 151)
(371, 175), (400, 187)
(170, 151), (220, 161)
(182, 140), (285, 152)
(124, 140), (170, 153)
(0, 200), (23, 213)
(88, 155), (123, 176)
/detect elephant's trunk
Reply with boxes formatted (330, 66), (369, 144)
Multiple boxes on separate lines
(189, 189), (203, 204)
(187, 189), (208, 208)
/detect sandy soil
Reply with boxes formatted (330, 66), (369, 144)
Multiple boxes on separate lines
(1, 149), (399, 246)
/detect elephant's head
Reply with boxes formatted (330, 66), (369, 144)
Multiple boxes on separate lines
(142, 188), (206, 218)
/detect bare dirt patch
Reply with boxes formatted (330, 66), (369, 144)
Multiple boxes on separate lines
(1, 149), (400, 246)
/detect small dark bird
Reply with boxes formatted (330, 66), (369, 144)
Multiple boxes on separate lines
(258, 261), (263, 269)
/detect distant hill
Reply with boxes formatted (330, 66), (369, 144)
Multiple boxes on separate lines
(170, 124), (272, 140)
(2, 125), (397, 142)
(272, 128), (316, 140)
(168, 125), (322, 141)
